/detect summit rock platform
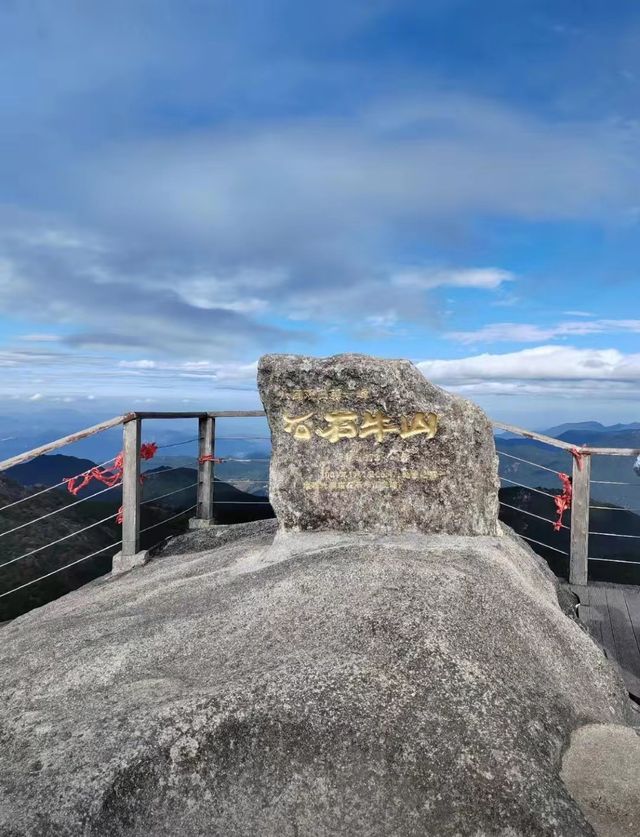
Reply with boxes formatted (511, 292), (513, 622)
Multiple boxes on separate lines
(0, 520), (638, 836)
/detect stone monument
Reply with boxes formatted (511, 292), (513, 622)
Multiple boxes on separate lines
(257, 353), (499, 535)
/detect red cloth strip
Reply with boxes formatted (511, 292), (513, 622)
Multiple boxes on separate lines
(199, 454), (224, 463)
(64, 442), (158, 528)
(553, 472), (572, 531)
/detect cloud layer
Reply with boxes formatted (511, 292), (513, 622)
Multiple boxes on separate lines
(3, 344), (639, 408)
(1, 90), (638, 357)
(1, 2), (640, 418)
(447, 319), (640, 344)
(419, 345), (640, 398)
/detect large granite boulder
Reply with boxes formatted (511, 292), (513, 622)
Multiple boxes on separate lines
(0, 520), (637, 836)
(257, 353), (499, 535)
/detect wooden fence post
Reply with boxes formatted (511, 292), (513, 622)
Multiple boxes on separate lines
(121, 418), (141, 556)
(112, 418), (145, 574)
(569, 453), (591, 586)
(191, 415), (215, 528)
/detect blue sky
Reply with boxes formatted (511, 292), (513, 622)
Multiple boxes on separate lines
(1, 0), (639, 426)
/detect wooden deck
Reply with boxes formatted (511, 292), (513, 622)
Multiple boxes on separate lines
(571, 582), (640, 701)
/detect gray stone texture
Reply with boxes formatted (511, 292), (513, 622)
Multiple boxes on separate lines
(111, 549), (149, 576)
(257, 353), (500, 535)
(561, 723), (640, 837)
(0, 521), (636, 836)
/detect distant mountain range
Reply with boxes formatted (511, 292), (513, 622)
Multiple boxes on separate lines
(554, 429), (640, 448)
(0, 410), (271, 465)
(2, 416), (636, 468)
(497, 421), (640, 443)
(540, 420), (640, 437)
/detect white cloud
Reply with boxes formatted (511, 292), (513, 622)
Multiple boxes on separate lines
(177, 271), (278, 314)
(447, 319), (640, 344)
(118, 360), (157, 369)
(418, 345), (640, 397)
(17, 333), (62, 343)
(5, 90), (622, 353)
(0, 349), (264, 401)
(393, 267), (514, 290)
(0, 215), (297, 357)
(0, 210), (514, 354)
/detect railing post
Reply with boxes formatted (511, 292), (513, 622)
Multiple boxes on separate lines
(112, 418), (147, 574)
(190, 415), (216, 529)
(569, 453), (591, 587)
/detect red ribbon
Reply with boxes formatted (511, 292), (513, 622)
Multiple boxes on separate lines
(199, 454), (224, 463)
(570, 447), (586, 471)
(553, 472), (572, 531)
(64, 458), (123, 496)
(140, 442), (159, 462)
(64, 441), (158, 526)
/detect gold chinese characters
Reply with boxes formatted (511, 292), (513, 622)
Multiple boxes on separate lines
(283, 412), (315, 440)
(283, 410), (438, 443)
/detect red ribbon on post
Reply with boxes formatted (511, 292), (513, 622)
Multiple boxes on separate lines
(64, 442), (159, 525)
(140, 442), (159, 462)
(570, 446), (586, 471)
(553, 472), (572, 531)
(551, 447), (587, 530)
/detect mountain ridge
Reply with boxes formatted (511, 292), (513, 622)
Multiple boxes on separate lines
(541, 421), (640, 437)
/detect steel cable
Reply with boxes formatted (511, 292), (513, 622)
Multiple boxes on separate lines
(0, 540), (122, 598)
(0, 512), (119, 571)
(0, 483), (121, 539)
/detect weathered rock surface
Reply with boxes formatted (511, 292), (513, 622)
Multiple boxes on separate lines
(257, 353), (500, 535)
(0, 521), (636, 836)
(561, 724), (640, 837)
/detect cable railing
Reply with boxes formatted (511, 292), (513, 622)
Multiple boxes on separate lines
(0, 540), (123, 600)
(139, 504), (198, 535)
(0, 411), (271, 614)
(498, 450), (562, 474)
(496, 443), (573, 562)
(140, 482), (199, 506)
(499, 500), (568, 529)
(1, 411), (639, 617)
(498, 476), (556, 499)
(0, 510), (120, 571)
(493, 421), (640, 585)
